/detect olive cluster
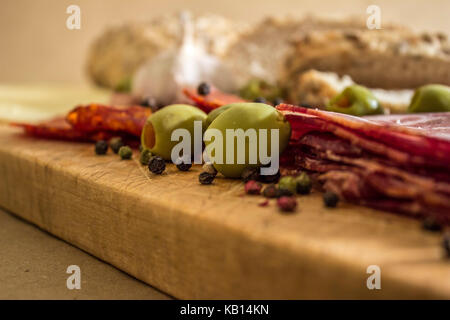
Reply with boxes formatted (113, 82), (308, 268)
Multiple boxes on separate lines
(327, 83), (450, 116)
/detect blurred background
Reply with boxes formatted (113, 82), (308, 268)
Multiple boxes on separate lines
(1, 0), (450, 84)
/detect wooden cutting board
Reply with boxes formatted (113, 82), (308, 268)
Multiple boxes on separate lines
(0, 123), (449, 299)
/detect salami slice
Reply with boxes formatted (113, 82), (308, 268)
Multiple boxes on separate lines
(277, 104), (450, 224)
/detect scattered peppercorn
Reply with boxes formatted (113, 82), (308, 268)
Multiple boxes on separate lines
(140, 149), (153, 165)
(197, 82), (210, 96)
(300, 102), (313, 109)
(148, 156), (166, 174)
(202, 162), (217, 176)
(443, 233), (450, 258)
(278, 176), (297, 194)
(199, 172), (215, 185)
(296, 172), (312, 194)
(241, 167), (260, 182)
(140, 97), (157, 109)
(258, 199), (269, 207)
(278, 188), (294, 197)
(277, 196), (297, 212)
(118, 146), (132, 160)
(422, 217), (443, 232)
(323, 191), (339, 208)
(245, 180), (262, 195)
(263, 184), (280, 198)
(258, 170), (280, 183)
(176, 162), (192, 172)
(109, 137), (124, 154)
(273, 97), (283, 106)
(253, 97), (267, 103)
(95, 140), (108, 155)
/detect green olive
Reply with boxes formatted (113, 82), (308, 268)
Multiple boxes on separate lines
(141, 104), (207, 160)
(327, 85), (383, 116)
(408, 84), (450, 113)
(239, 79), (285, 102)
(206, 103), (266, 127)
(205, 103), (291, 178)
(205, 104), (234, 127)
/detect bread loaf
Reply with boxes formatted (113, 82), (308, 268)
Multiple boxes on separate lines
(223, 16), (402, 87)
(86, 13), (243, 89)
(283, 29), (450, 90)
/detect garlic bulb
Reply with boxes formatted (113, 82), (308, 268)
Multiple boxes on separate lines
(132, 12), (238, 105)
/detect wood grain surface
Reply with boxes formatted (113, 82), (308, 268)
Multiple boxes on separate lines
(0, 124), (448, 299)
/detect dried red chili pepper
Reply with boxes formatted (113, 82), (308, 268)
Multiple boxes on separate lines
(66, 104), (150, 137)
(183, 87), (246, 113)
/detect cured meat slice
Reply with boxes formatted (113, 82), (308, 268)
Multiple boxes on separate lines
(67, 104), (150, 137)
(277, 104), (450, 224)
(183, 87), (245, 113)
(12, 117), (114, 142)
(13, 104), (149, 145)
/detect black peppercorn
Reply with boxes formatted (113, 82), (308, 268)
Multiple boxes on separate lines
(109, 137), (124, 154)
(140, 97), (157, 109)
(202, 162), (217, 176)
(278, 188), (294, 197)
(253, 97), (267, 103)
(422, 217), (443, 232)
(197, 82), (210, 96)
(148, 156), (166, 174)
(199, 172), (215, 185)
(258, 170), (280, 183)
(176, 162), (192, 172)
(323, 191), (339, 208)
(443, 233), (450, 258)
(273, 97), (283, 106)
(241, 167), (260, 182)
(263, 184), (280, 198)
(95, 140), (108, 155)
(300, 102), (313, 109)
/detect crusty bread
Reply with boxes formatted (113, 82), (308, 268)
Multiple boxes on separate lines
(283, 29), (450, 91)
(222, 15), (403, 87)
(86, 13), (243, 89)
(287, 69), (413, 113)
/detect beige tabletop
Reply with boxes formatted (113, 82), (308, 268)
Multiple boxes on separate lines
(0, 207), (170, 299)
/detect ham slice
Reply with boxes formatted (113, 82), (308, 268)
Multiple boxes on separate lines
(277, 104), (450, 224)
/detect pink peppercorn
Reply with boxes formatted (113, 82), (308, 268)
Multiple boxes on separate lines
(245, 180), (262, 195)
(277, 196), (297, 212)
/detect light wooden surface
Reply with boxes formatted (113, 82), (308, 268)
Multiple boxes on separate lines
(0, 207), (170, 299)
(0, 124), (448, 299)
